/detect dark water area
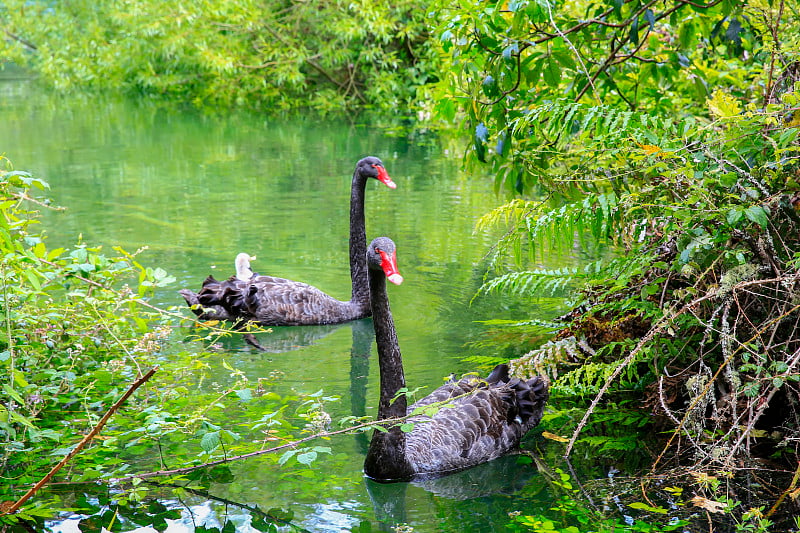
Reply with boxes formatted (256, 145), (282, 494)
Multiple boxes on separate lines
(1, 75), (633, 532)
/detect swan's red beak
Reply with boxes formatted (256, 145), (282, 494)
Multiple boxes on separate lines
(373, 164), (397, 189)
(378, 249), (403, 285)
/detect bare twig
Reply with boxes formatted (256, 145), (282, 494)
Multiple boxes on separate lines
(106, 416), (394, 484)
(2, 28), (37, 50)
(763, 0), (786, 107)
(565, 273), (800, 457)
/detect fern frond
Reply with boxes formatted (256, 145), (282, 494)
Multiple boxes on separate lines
(478, 267), (580, 299)
(479, 191), (622, 271)
(478, 318), (563, 330)
(474, 198), (537, 233)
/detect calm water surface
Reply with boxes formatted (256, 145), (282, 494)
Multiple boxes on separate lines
(2, 77), (580, 532)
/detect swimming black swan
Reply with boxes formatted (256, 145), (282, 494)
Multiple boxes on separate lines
(179, 253), (257, 321)
(363, 237), (549, 482)
(180, 157), (395, 325)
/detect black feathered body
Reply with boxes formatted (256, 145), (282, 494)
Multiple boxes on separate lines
(363, 236), (549, 482)
(180, 273), (254, 321)
(240, 275), (367, 326)
(402, 368), (547, 479)
(365, 363), (548, 481)
(179, 157), (390, 326)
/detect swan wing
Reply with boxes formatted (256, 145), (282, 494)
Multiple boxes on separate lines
(404, 368), (548, 476)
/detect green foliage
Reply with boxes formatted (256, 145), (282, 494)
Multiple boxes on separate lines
(0, 157), (329, 521)
(0, 0), (440, 112)
(435, 0), (800, 457)
(431, 0), (787, 183)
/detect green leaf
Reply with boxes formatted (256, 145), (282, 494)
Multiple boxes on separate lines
(644, 9), (655, 30)
(3, 383), (26, 405)
(543, 56), (561, 88)
(482, 75), (498, 98)
(296, 451), (317, 465)
(200, 431), (221, 453)
(24, 269), (41, 291)
(235, 388), (253, 402)
(629, 17), (640, 45)
(679, 21), (697, 49)
(13, 370), (28, 388)
(744, 205), (769, 228)
(278, 449), (297, 465)
(726, 208), (743, 226)
(551, 50), (576, 70)
(629, 501), (668, 514)
(10, 410), (37, 429)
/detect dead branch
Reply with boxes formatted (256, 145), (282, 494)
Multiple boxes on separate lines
(2, 367), (158, 515)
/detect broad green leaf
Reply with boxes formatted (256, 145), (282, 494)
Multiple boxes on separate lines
(10, 410), (37, 429)
(235, 388), (253, 402)
(542, 56), (561, 88)
(726, 208), (743, 226)
(200, 431), (221, 453)
(708, 90), (741, 118)
(24, 269), (41, 291)
(744, 205), (769, 228)
(278, 449), (297, 465)
(3, 383), (25, 405)
(296, 451), (317, 465)
(13, 370), (28, 388)
(644, 9), (655, 30)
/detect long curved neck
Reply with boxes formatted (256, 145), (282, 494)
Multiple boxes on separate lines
(349, 171), (370, 309)
(364, 269), (412, 480)
(369, 271), (407, 420)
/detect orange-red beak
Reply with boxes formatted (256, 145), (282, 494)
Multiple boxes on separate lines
(377, 249), (403, 285)
(373, 164), (397, 189)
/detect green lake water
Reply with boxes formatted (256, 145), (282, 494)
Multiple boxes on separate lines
(2, 77), (585, 532)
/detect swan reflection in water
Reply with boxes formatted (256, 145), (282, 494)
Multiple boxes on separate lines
(365, 454), (539, 531)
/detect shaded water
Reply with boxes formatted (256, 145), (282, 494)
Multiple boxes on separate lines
(2, 77), (582, 531)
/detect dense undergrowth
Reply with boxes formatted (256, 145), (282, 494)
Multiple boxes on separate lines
(4, 0), (800, 529)
(430, 0), (800, 529)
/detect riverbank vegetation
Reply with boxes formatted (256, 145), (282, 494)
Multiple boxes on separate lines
(2, 0), (800, 530)
(433, 0), (800, 529)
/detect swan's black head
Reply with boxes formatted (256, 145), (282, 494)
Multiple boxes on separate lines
(367, 237), (403, 285)
(356, 156), (396, 189)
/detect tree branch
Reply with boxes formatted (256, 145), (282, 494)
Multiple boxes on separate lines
(2, 367), (158, 515)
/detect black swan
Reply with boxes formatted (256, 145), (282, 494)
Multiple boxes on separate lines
(179, 253), (257, 321)
(363, 237), (549, 482)
(180, 157), (395, 325)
